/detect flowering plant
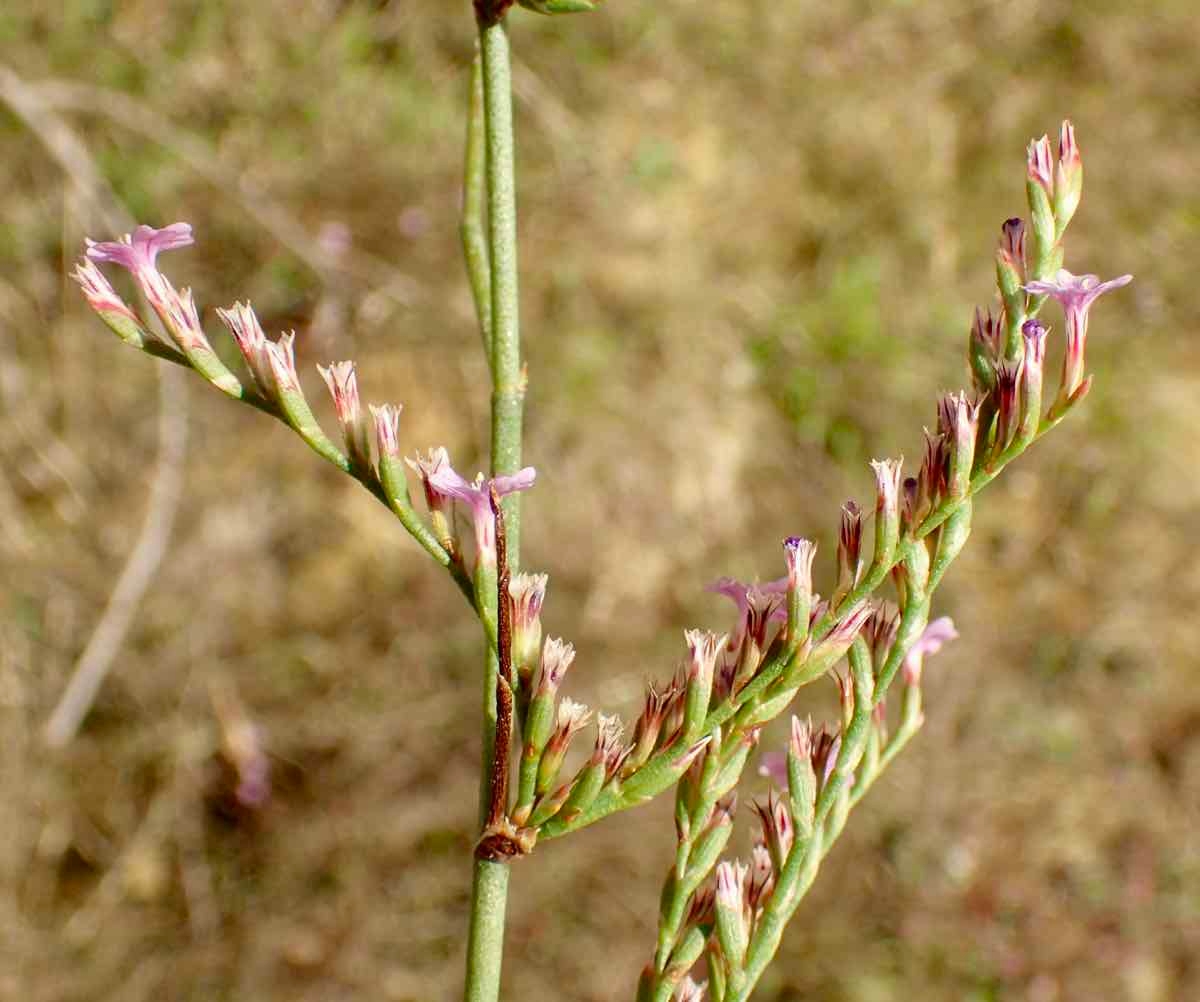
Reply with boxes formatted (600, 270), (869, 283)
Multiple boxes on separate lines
(68, 3), (1131, 1000)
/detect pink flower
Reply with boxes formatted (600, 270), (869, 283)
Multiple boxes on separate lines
(425, 460), (536, 567)
(86, 223), (194, 279)
(708, 576), (788, 650)
(901, 616), (958, 686)
(1024, 269), (1133, 332)
(1024, 269), (1133, 401)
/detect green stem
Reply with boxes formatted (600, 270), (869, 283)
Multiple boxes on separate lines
(464, 858), (511, 1002)
(481, 14), (526, 562)
(110, 328), (478, 604)
(464, 11), (523, 1002)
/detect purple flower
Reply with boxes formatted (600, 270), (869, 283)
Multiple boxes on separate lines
(86, 223), (194, 278)
(708, 576), (788, 651)
(1024, 269), (1133, 334)
(425, 460), (536, 567)
(1024, 269), (1133, 402)
(901, 616), (958, 686)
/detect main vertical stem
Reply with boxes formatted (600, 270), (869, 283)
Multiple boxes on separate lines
(464, 10), (522, 1002)
(481, 16), (525, 560)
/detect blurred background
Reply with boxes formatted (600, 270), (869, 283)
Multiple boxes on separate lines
(1, 1), (1195, 999)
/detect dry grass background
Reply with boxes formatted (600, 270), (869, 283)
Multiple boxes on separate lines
(1, 1), (1197, 1000)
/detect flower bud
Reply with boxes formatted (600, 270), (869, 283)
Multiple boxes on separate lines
(752, 790), (794, 870)
(216, 301), (273, 393)
(968, 305), (1004, 393)
(869, 459), (902, 573)
(747, 842), (775, 911)
(508, 572), (547, 684)
(996, 218), (1027, 303)
(835, 501), (862, 603)
(406, 448), (457, 554)
(535, 697), (591, 795)
(782, 537), (817, 648)
(993, 361), (1023, 456)
(787, 716), (817, 837)
(938, 392), (979, 496)
(672, 974), (707, 1002)
(318, 360), (372, 470)
(264, 331), (303, 396)
(1053, 120), (1082, 235)
(796, 601), (873, 684)
(533, 637), (575, 698)
(713, 860), (749, 968)
(918, 429), (948, 513)
(627, 680), (675, 772)
(1017, 319), (1047, 446)
(72, 259), (149, 348)
(681, 629), (724, 743)
(1026, 134), (1056, 279)
(809, 726), (841, 792)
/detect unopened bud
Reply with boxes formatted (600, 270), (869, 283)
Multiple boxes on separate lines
(919, 429), (948, 512)
(713, 860), (749, 967)
(526, 781), (572, 828)
(835, 501), (862, 602)
(996, 218), (1027, 300)
(590, 713), (629, 781)
(508, 572), (548, 683)
(869, 459), (902, 573)
(782, 536), (817, 648)
(216, 301), (273, 393)
(996, 218), (1028, 355)
(787, 716), (817, 835)
(672, 974), (707, 1002)
(939, 392), (979, 497)
(536, 697), (591, 795)
(802, 601), (872, 681)
(681, 629), (723, 743)
(1026, 134), (1057, 280)
(1017, 319), (1047, 446)
(265, 331), (303, 395)
(810, 726), (841, 791)
(406, 448), (457, 554)
(1053, 120), (1082, 235)
(627, 681), (674, 772)
(72, 259), (148, 348)
(318, 360), (372, 470)
(747, 842), (775, 911)
(752, 790), (794, 870)
(534, 637), (575, 698)
(993, 361), (1022, 455)
(968, 305), (1003, 393)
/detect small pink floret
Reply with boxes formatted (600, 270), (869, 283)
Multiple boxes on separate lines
(86, 222), (194, 276)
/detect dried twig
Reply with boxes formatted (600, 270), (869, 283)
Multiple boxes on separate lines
(0, 62), (190, 748)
